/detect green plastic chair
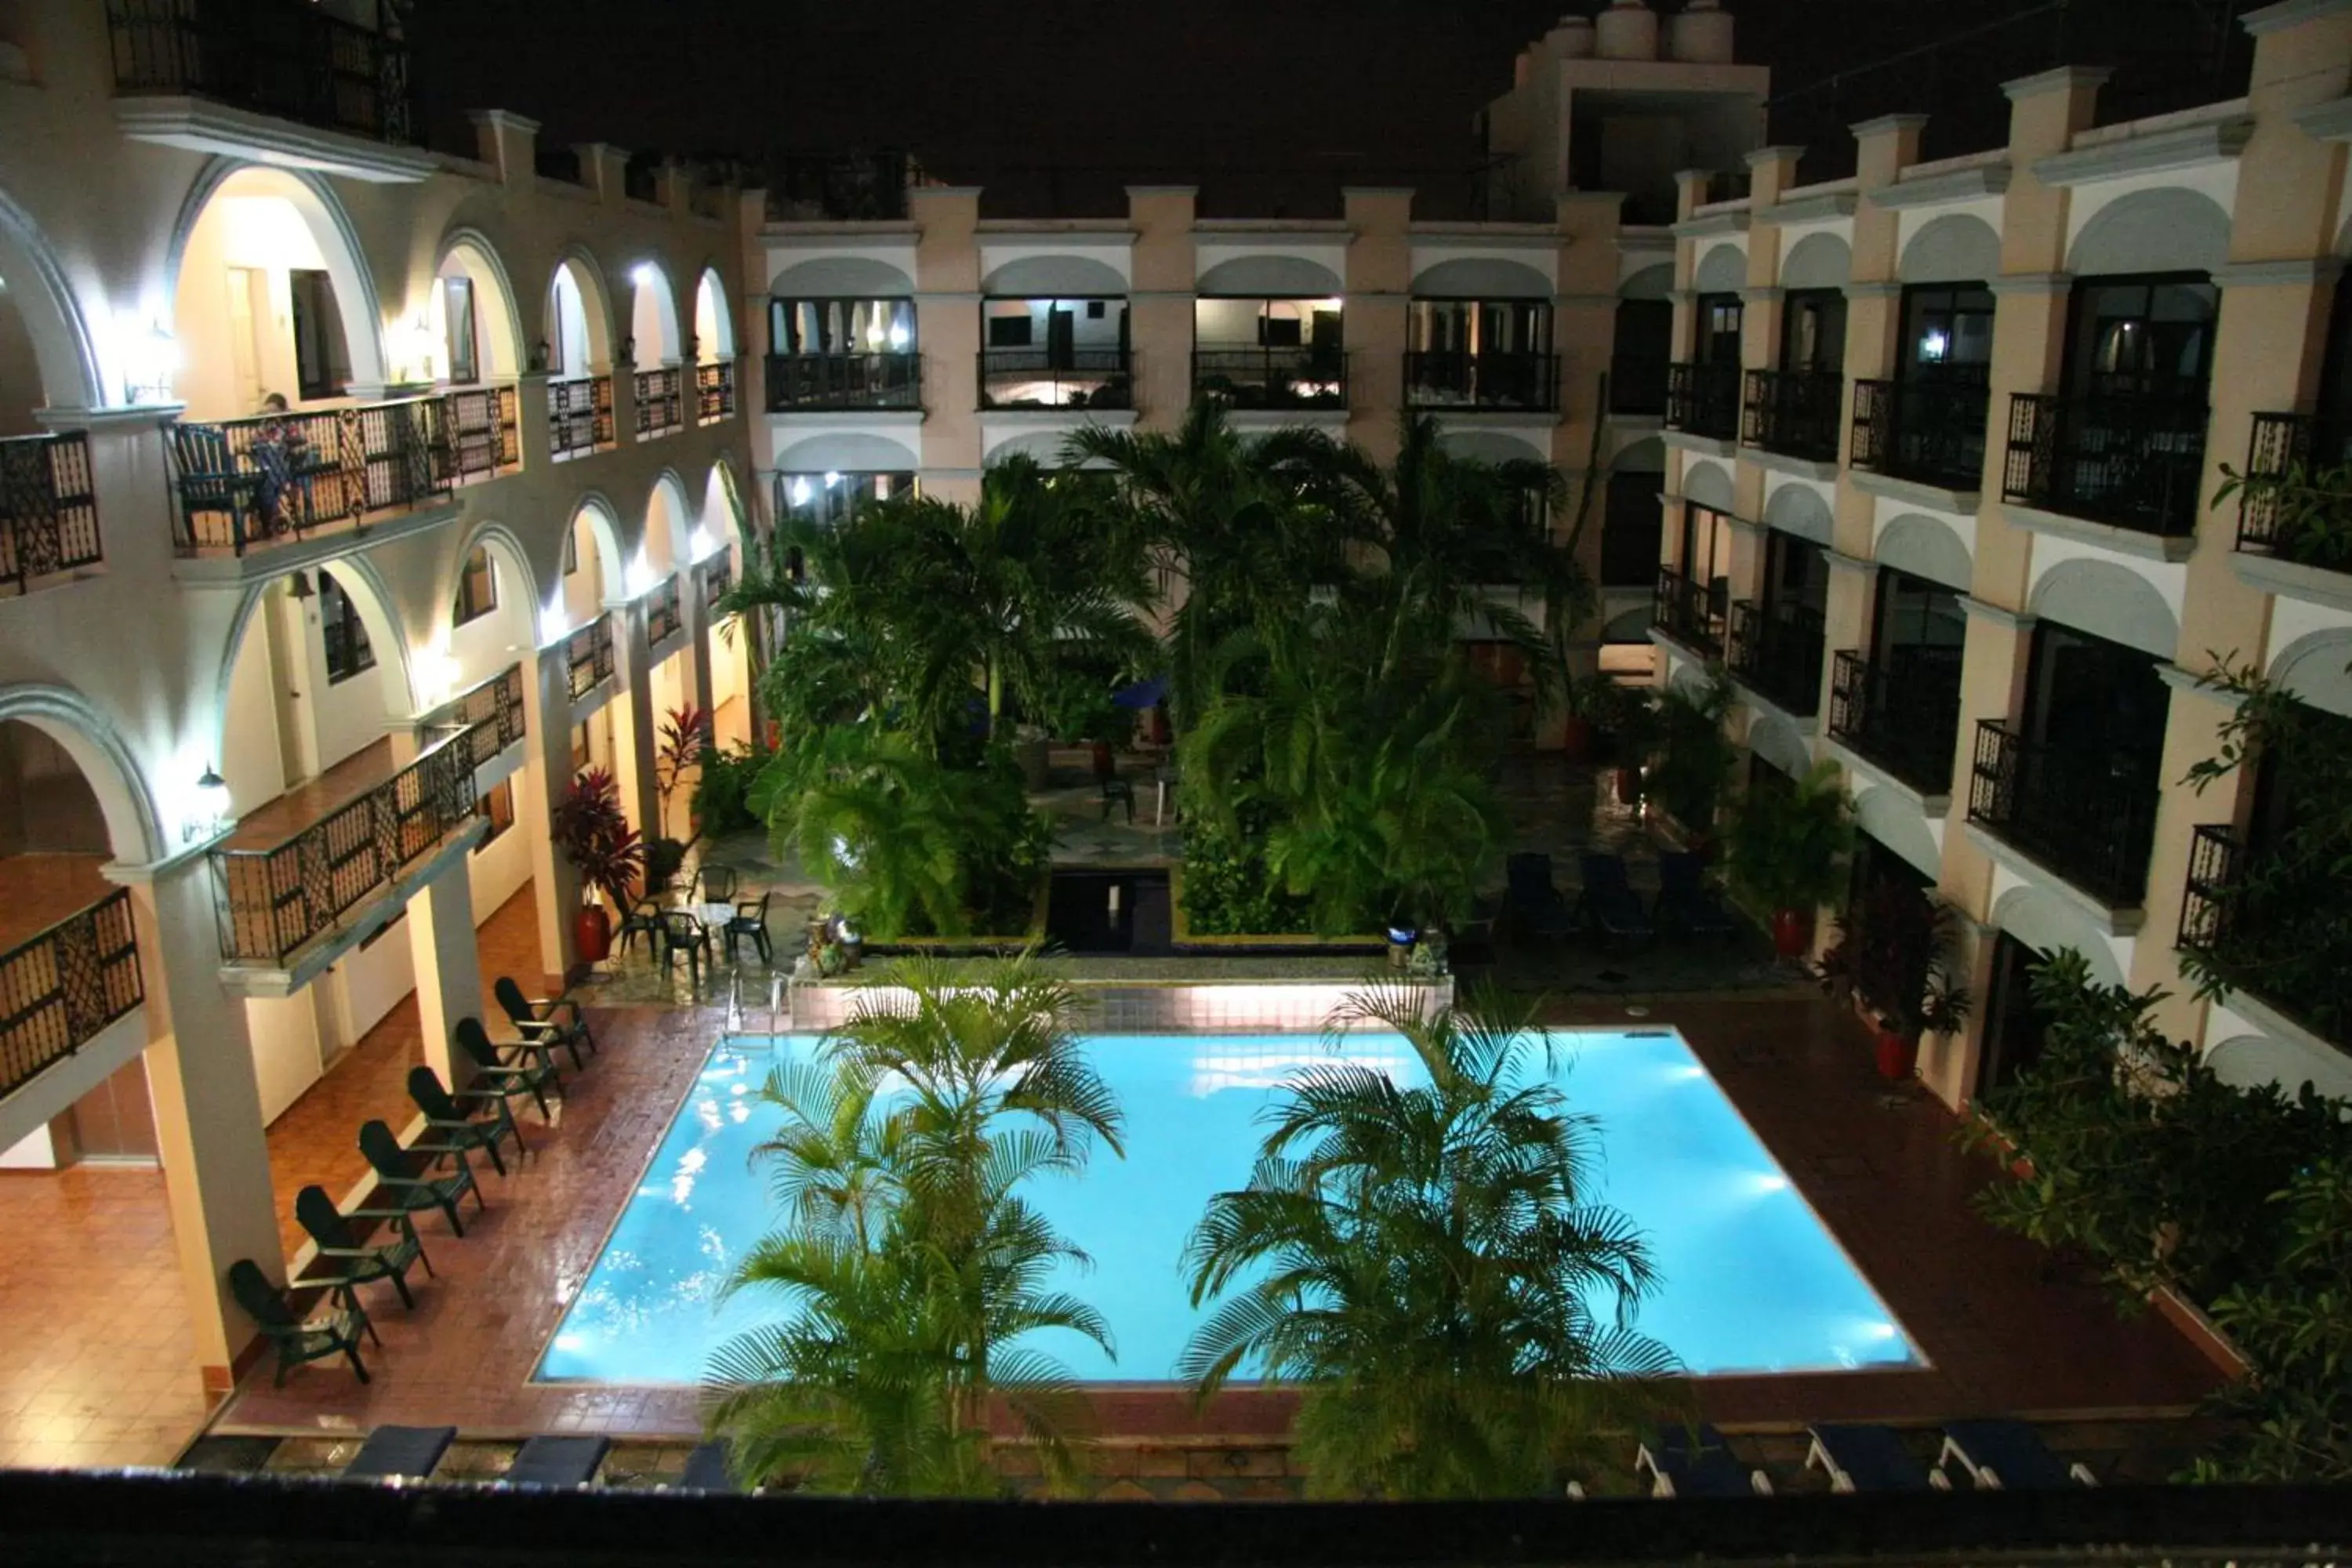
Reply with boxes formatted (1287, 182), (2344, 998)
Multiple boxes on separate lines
(405, 1065), (525, 1177)
(227, 1258), (372, 1386)
(357, 1118), (482, 1237)
(494, 975), (595, 1069)
(292, 1184), (432, 1309)
(454, 1014), (561, 1120)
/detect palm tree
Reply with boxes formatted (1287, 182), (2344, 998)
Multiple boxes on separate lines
(1179, 985), (1684, 1499)
(707, 956), (1124, 1494)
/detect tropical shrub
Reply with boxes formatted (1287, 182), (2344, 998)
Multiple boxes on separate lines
(1724, 759), (1854, 916)
(550, 767), (643, 912)
(691, 739), (770, 837)
(1816, 877), (1969, 1040)
(1181, 985), (1684, 1498)
(1178, 811), (1312, 936)
(1646, 673), (1737, 842)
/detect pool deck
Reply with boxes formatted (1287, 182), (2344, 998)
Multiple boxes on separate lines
(206, 991), (2223, 1446)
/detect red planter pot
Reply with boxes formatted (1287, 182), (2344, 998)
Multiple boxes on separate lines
(573, 903), (613, 965)
(1770, 907), (1812, 959)
(1875, 1025), (1918, 1082)
(1559, 717), (1595, 764)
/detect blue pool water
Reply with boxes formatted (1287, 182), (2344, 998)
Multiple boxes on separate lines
(536, 1029), (1920, 1385)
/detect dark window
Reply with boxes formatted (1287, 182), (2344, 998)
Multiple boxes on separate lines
(1602, 470), (1664, 588)
(1407, 298), (1553, 354)
(2020, 620), (2169, 774)
(1084, 300), (1105, 320)
(1977, 931), (2053, 1094)
(319, 569), (375, 685)
(988, 314), (1034, 347)
(289, 269), (350, 402)
(1695, 294), (1743, 365)
(1260, 314), (1303, 347)
(1679, 503), (1730, 588)
(1780, 289), (1847, 374)
(453, 546), (498, 626)
(2063, 275), (2219, 401)
(444, 274), (478, 384)
(2318, 268), (2352, 421)
(473, 779), (515, 848)
(1870, 568), (1965, 662)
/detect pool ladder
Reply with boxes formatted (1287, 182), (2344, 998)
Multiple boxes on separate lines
(723, 971), (797, 1041)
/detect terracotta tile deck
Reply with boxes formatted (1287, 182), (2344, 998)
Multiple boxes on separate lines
(219, 738), (401, 851)
(210, 993), (2223, 1446)
(0, 853), (118, 953)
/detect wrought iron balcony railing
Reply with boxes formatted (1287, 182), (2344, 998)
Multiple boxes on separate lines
(695, 360), (737, 424)
(434, 384), (520, 488)
(1727, 598), (1827, 717)
(1850, 374), (1991, 492)
(567, 615), (615, 702)
(978, 347), (1132, 411)
(106, 0), (416, 145)
(767, 352), (923, 412)
(1828, 646), (1965, 796)
(2234, 411), (2352, 575)
(1610, 354), (1670, 418)
(699, 554), (734, 612)
(1742, 368), (1844, 463)
(167, 396), (455, 556)
(0, 431), (103, 593)
(1664, 361), (1741, 441)
(1191, 348), (1347, 410)
(416, 662), (526, 773)
(2179, 822), (2348, 1049)
(647, 576), (684, 647)
(0, 887), (143, 1102)
(633, 367), (683, 438)
(1402, 351), (1560, 414)
(1968, 719), (2161, 909)
(550, 375), (615, 461)
(2002, 390), (2209, 537)
(212, 736), (478, 967)
(1652, 565), (1725, 656)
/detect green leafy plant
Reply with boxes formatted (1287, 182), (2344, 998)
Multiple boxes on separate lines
(1178, 811), (1313, 936)
(1816, 877), (1969, 1040)
(1646, 672), (1737, 843)
(2214, 459), (2352, 570)
(655, 702), (710, 829)
(1724, 759), (1855, 916)
(691, 740), (771, 837)
(549, 766), (643, 912)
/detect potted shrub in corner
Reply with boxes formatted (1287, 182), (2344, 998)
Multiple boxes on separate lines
(1725, 759), (1855, 959)
(1647, 671), (1737, 855)
(551, 766), (644, 964)
(1818, 878), (1973, 1081)
(646, 703), (709, 895)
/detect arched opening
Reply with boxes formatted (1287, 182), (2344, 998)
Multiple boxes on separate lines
(629, 260), (682, 366)
(644, 472), (691, 579)
(431, 232), (524, 385)
(557, 499), (628, 822)
(699, 463), (752, 748)
(691, 267), (732, 361)
(169, 165), (385, 419)
(546, 252), (613, 376)
(438, 525), (539, 964)
(0, 270), (49, 434)
(0, 182), (103, 415)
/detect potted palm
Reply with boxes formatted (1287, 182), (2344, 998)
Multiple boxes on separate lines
(1647, 672), (1737, 853)
(1818, 878), (1973, 1080)
(1725, 759), (1854, 958)
(551, 766), (644, 964)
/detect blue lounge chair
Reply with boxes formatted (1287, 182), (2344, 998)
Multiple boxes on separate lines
(1936, 1420), (2097, 1490)
(1806, 1424), (1936, 1493)
(1653, 851), (1738, 939)
(1504, 852), (1577, 940)
(505, 1434), (611, 1489)
(342, 1425), (455, 1482)
(1635, 1423), (1772, 1498)
(1577, 852), (1654, 942)
(677, 1439), (741, 1493)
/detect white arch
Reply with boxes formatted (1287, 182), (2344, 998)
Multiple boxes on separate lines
(444, 518), (550, 630)
(433, 226), (526, 382)
(1196, 255), (1342, 296)
(771, 256), (915, 296)
(1875, 512), (1973, 590)
(1900, 212), (2002, 286)
(691, 266), (734, 359)
(1762, 481), (1834, 546)
(1613, 434), (1666, 474)
(1409, 257), (1551, 299)
(983, 255), (1127, 297)
(2206, 1033), (2352, 1103)
(0, 180), (105, 410)
(699, 459), (748, 550)
(1748, 712), (1812, 776)
(2267, 629), (2352, 722)
(776, 430), (920, 472)
(1621, 263), (1674, 302)
(2027, 557), (2179, 660)
(212, 556), (415, 799)
(545, 246), (615, 372)
(628, 258), (684, 365)
(1438, 427), (1548, 465)
(1780, 232), (1851, 292)
(0, 684), (165, 863)
(2070, 187), (2232, 278)
(1694, 245), (1746, 296)
(1991, 885), (2127, 987)
(568, 493), (629, 604)
(1682, 458), (1735, 513)
(644, 469), (694, 575)
(1854, 789), (1940, 882)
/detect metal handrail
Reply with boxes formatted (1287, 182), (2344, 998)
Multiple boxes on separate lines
(695, 360), (737, 423)
(766, 352), (922, 412)
(105, 0), (415, 145)
(647, 577), (684, 646)
(166, 396), (455, 555)
(550, 375), (615, 460)
(1727, 598), (1827, 717)
(416, 662), (527, 769)
(1850, 373), (1990, 492)
(1401, 350), (1560, 414)
(1190, 347), (1347, 410)
(1967, 718), (2161, 909)
(435, 383), (520, 487)
(2003, 389), (2210, 537)
(634, 367), (684, 437)
(1665, 361), (1741, 441)
(567, 615), (615, 702)
(1742, 368), (1845, 463)
(978, 347), (1133, 410)
(2235, 411), (2352, 572)
(0, 431), (103, 593)
(1652, 565), (1725, 655)
(1827, 647), (1965, 796)
(0, 887), (143, 1101)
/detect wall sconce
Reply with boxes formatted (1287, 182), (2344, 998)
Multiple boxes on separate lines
(185, 764), (229, 843)
(405, 317), (439, 383)
(286, 569), (316, 601)
(684, 332), (699, 363)
(530, 339), (550, 374)
(616, 334), (636, 367)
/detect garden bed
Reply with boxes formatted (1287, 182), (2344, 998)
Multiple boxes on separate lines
(1167, 866), (1385, 957)
(862, 876), (1053, 958)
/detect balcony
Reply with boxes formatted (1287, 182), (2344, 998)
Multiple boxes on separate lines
(568, 615), (615, 702)
(211, 735), (479, 967)
(1401, 351), (1559, 415)
(1726, 599), (1826, 717)
(2233, 412), (2352, 577)
(1664, 362), (1740, 443)
(695, 361), (737, 425)
(1828, 647), (1965, 797)
(0, 884), (143, 1103)
(437, 384), (520, 488)
(699, 554), (734, 610)
(978, 348), (1131, 411)
(2002, 391), (2209, 539)
(1850, 375), (1990, 495)
(633, 368), (683, 439)
(1967, 720), (2160, 909)
(1610, 354), (1670, 419)
(550, 375), (615, 462)
(647, 576), (683, 647)
(166, 395), (458, 557)
(0, 431), (103, 593)
(766, 353), (922, 412)
(1652, 565), (1724, 657)
(417, 662), (526, 775)
(106, 0), (416, 146)
(1192, 348), (1346, 411)
(2179, 823), (2347, 1050)
(1741, 369), (1844, 465)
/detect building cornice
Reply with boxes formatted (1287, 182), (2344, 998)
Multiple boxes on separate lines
(1869, 164), (2013, 211)
(1755, 190), (1860, 227)
(2158, 662), (2249, 709)
(2033, 119), (2254, 188)
(1988, 272), (2072, 296)
(1850, 468), (1983, 516)
(1842, 281), (1904, 299)
(2243, 0), (2352, 36)
(2002, 502), (2198, 563)
(2213, 257), (2348, 289)
(1851, 114), (1932, 140)
(1673, 209), (1751, 240)
(2294, 94), (2352, 143)
(2002, 65), (2114, 103)
(1960, 595), (2035, 630)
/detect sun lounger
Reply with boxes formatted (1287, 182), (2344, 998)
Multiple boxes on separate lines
(1635, 1423), (1772, 1498)
(1936, 1419), (2097, 1490)
(1807, 1424), (1936, 1493)
(503, 1434), (612, 1489)
(676, 1439), (742, 1493)
(1577, 852), (1655, 942)
(1653, 850), (1738, 939)
(341, 1425), (455, 1482)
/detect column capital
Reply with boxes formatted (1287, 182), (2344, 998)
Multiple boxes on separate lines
(2002, 65), (2113, 102)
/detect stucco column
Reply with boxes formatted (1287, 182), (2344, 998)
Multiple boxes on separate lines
(1821, 552), (1877, 722)
(522, 641), (579, 990)
(515, 371), (553, 467)
(1127, 187), (1197, 433)
(911, 187), (983, 487)
(1343, 187), (1414, 463)
(1668, 169), (1712, 360)
(2129, 678), (2260, 1041)
(611, 597), (660, 840)
(610, 357), (640, 449)
(108, 851), (282, 1396)
(1944, 595), (2041, 912)
(685, 563), (717, 759)
(405, 856), (483, 1089)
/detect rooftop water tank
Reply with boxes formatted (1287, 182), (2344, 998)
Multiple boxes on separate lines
(1595, 0), (1660, 61)
(1545, 16), (1596, 59)
(1669, 0), (1737, 64)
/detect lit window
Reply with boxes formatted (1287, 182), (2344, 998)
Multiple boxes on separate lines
(320, 570), (376, 685)
(454, 545), (499, 626)
(473, 779), (515, 848)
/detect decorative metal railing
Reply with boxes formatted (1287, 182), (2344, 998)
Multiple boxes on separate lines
(1828, 646), (1965, 796)
(1664, 361), (1741, 441)
(978, 347), (1133, 411)
(212, 738), (477, 966)
(0, 432), (103, 593)
(550, 375), (615, 461)
(166, 397), (452, 555)
(1741, 368), (1844, 463)
(434, 384), (520, 488)
(1968, 720), (2161, 909)
(765, 352), (922, 412)
(567, 615), (615, 702)
(1610, 354), (1670, 418)
(1726, 598), (1827, 717)
(2235, 411), (2352, 573)
(2177, 822), (2347, 1048)
(1850, 374), (1991, 492)
(699, 554), (735, 614)
(633, 367), (683, 437)
(1191, 347), (1347, 410)
(1401, 351), (1561, 414)
(647, 575), (684, 646)
(0, 887), (143, 1102)
(695, 360), (737, 424)
(105, 0), (415, 144)
(2003, 390), (2209, 537)
(1652, 565), (1725, 656)
(416, 662), (526, 772)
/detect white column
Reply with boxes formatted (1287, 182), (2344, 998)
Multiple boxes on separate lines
(405, 861), (483, 1090)
(522, 642), (579, 989)
(612, 601), (660, 838)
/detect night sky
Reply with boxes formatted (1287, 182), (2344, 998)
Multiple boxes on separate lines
(410, 1), (2245, 218)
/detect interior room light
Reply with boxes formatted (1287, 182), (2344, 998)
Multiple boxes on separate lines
(822, 471), (841, 487)
(787, 476), (813, 506)
(1921, 329), (1949, 361)
(887, 322), (910, 350)
(863, 316), (887, 350)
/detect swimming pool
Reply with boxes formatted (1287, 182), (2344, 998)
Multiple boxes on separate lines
(536, 1029), (1920, 1385)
